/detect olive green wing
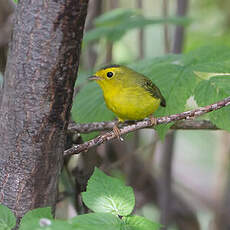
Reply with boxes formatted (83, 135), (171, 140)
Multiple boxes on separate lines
(142, 79), (166, 107)
(123, 67), (166, 107)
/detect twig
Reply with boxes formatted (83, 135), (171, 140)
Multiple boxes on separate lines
(64, 96), (230, 156)
(68, 120), (116, 133)
(68, 119), (218, 134)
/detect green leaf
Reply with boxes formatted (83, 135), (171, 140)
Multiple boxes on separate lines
(19, 208), (74, 230)
(19, 207), (53, 229)
(84, 8), (190, 43)
(71, 82), (115, 123)
(94, 8), (140, 27)
(71, 213), (122, 230)
(75, 69), (94, 87)
(82, 168), (135, 216)
(187, 46), (230, 134)
(180, 46), (230, 135)
(19, 219), (72, 230)
(194, 76), (230, 133)
(122, 215), (161, 230)
(0, 204), (16, 230)
(194, 71), (230, 81)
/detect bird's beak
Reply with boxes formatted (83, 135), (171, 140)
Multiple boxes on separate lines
(88, 75), (100, 81)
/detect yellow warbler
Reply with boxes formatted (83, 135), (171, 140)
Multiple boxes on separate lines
(88, 65), (166, 139)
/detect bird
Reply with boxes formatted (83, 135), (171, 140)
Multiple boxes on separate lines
(88, 65), (166, 140)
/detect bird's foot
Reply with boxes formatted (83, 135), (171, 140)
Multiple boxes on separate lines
(149, 115), (157, 126)
(113, 124), (124, 141)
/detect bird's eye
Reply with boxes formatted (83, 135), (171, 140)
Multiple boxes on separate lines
(107, 72), (113, 78)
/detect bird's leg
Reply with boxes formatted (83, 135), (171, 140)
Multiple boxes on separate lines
(149, 114), (157, 126)
(113, 120), (124, 141)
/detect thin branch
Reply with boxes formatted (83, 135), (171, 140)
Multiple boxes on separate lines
(68, 119), (218, 134)
(68, 120), (116, 133)
(64, 96), (230, 156)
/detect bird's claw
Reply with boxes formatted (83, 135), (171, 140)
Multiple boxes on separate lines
(149, 115), (157, 126)
(113, 125), (124, 141)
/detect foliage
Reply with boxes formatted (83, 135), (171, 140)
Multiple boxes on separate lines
(72, 45), (230, 140)
(0, 205), (16, 230)
(82, 168), (135, 216)
(0, 168), (160, 230)
(83, 8), (190, 44)
(19, 207), (54, 229)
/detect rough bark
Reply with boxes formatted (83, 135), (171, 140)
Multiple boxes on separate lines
(0, 0), (88, 225)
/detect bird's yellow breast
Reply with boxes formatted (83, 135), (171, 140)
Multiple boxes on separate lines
(103, 85), (160, 122)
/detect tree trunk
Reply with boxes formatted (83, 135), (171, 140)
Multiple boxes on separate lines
(0, 0), (88, 226)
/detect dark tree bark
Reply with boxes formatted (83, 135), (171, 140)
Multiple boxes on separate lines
(0, 0), (88, 226)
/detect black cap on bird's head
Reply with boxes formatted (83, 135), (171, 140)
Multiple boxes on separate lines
(102, 64), (121, 70)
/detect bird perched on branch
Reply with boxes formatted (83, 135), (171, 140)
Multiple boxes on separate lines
(88, 65), (166, 140)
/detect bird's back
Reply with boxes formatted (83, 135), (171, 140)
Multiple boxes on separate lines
(120, 67), (166, 107)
